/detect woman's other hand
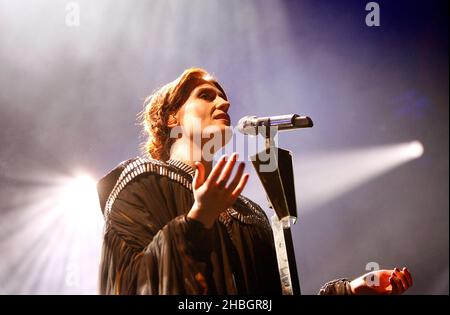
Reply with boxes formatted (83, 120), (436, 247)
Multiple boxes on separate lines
(350, 267), (413, 295)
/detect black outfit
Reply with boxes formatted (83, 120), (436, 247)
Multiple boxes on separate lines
(97, 157), (352, 295)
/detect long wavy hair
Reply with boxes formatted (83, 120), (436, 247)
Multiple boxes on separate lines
(139, 68), (227, 161)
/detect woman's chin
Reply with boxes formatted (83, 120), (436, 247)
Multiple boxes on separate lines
(203, 124), (233, 146)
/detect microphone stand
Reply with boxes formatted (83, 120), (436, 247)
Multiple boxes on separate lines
(249, 123), (303, 295)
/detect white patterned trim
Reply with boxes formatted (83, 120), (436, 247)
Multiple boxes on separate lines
(104, 157), (271, 233)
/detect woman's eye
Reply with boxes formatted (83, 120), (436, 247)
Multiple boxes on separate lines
(200, 92), (213, 100)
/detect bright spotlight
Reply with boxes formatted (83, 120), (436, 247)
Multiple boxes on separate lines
(292, 140), (426, 211)
(0, 171), (104, 294)
(405, 141), (424, 159)
(59, 174), (98, 210)
(56, 173), (103, 230)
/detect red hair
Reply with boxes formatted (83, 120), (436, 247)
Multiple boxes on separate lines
(140, 68), (226, 161)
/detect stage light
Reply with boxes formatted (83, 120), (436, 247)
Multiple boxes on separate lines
(290, 140), (425, 211)
(0, 171), (104, 294)
(58, 174), (99, 211)
(56, 173), (102, 230)
(405, 140), (424, 159)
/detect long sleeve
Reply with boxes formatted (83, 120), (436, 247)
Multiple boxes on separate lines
(99, 173), (213, 294)
(318, 278), (353, 295)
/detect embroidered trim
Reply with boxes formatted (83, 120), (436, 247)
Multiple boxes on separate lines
(166, 159), (196, 177)
(104, 157), (193, 219)
(104, 157), (271, 233)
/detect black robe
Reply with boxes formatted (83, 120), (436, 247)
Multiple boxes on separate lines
(97, 157), (282, 294)
(97, 157), (352, 295)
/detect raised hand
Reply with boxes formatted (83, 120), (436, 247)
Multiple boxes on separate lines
(187, 153), (249, 229)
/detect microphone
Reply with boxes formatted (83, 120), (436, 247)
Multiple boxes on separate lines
(237, 114), (314, 135)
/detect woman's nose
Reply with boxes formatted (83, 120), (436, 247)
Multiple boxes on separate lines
(216, 101), (230, 113)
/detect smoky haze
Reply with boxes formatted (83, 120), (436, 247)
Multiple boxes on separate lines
(0, 0), (448, 294)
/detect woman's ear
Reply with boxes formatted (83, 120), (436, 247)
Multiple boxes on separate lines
(167, 114), (178, 128)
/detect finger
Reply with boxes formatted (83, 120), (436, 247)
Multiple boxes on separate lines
(391, 273), (405, 294)
(394, 268), (409, 290)
(226, 162), (245, 192)
(389, 275), (400, 295)
(402, 267), (413, 287)
(216, 153), (239, 188)
(193, 161), (205, 189)
(231, 173), (249, 199)
(208, 155), (228, 183)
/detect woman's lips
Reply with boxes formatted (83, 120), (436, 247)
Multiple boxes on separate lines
(214, 113), (230, 124)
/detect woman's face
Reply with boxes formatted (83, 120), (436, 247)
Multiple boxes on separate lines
(174, 81), (232, 153)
